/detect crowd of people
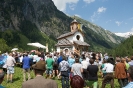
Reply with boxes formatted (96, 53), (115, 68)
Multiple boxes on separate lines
(0, 49), (133, 88)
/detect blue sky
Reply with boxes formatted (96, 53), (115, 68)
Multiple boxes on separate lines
(52, 0), (133, 33)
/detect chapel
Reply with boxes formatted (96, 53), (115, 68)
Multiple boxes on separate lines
(55, 19), (90, 56)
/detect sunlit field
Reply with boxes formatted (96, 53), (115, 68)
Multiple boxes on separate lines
(1, 66), (120, 88)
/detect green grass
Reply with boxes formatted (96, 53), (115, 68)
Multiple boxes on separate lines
(1, 67), (120, 88)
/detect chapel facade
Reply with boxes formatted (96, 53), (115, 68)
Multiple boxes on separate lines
(55, 19), (90, 56)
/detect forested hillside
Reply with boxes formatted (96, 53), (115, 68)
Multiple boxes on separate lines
(109, 36), (133, 57)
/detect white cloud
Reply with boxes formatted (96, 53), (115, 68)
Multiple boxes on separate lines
(115, 32), (133, 38)
(83, 0), (95, 4)
(74, 14), (81, 17)
(69, 3), (76, 10)
(115, 21), (123, 26)
(131, 27), (133, 31)
(90, 7), (106, 22)
(52, 0), (79, 12)
(97, 7), (106, 14)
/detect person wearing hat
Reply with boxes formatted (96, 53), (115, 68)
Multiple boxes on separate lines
(22, 60), (58, 88)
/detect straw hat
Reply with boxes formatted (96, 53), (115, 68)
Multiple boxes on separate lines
(32, 60), (46, 71)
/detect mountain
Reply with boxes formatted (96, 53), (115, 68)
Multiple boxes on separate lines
(0, 0), (71, 51)
(115, 32), (133, 38)
(109, 35), (133, 57)
(0, 0), (124, 52)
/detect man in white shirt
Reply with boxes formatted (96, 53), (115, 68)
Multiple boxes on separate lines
(102, 62), (114, 73)
(102, 59), (114, 88)
(33, 54), (38, 64)
(5, 53), (16, 83)
(85, 52), (90, 62)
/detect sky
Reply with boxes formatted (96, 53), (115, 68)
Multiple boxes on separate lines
(52, 0), (133, 33)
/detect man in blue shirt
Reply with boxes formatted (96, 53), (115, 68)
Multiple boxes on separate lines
(57, 55), (63, 65)
(68, 54), (75, 68)
(22, 53), (31, 82)
(57, 52), (64, 79)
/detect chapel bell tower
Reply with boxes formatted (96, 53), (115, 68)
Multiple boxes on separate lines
(70, 19), (78, 32)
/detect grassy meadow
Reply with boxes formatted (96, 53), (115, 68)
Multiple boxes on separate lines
(1, 66), (120, 88)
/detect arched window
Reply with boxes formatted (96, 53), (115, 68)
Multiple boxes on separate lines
(76, 35), (80, 40)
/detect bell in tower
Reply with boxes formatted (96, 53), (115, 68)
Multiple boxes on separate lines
(70, 19), (78, 32)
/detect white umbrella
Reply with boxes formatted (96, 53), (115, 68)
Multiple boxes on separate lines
(11, 48), (18, 51)
(27, 42), (46, 49)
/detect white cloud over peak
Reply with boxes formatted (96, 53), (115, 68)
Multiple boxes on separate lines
(97, 7), (106, 13)
(52, 0), (79, 12)
(115, 21), (123, 26)
(74, 14), (81, 17)
(131, 27), (133, 31)
(115, 32), (133, 38)
(83, 0), (95, 4)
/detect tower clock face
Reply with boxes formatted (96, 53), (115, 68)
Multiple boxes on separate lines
(76, 35), (80, 40)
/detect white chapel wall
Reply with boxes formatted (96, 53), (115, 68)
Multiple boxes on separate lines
(56, 47), (60, 52)
(66, 36), (73, 43)
(64, 32), (84, 43)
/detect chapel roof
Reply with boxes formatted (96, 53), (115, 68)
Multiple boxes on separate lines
(73, 41), (90, 46)
(55, 38), (73, 46)
(57, 31), (76, 39)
